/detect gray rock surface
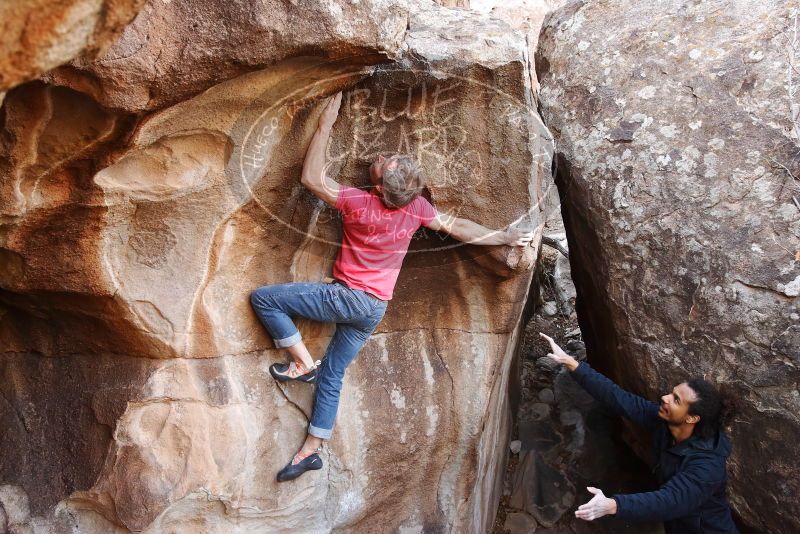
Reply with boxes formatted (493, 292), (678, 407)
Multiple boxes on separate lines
(504, 510), (538, 533)
(537, 1), (800, 531)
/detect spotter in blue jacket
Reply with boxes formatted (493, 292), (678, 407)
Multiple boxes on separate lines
(571, 363), (738, 534)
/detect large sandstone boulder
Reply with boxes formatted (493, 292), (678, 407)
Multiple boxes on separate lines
(1, 1), (555, 532)
(45, 0), (410, 112)
(471, 0), (567, 91)
(537, 0), (800, 532)
(0, 0), (146, 92)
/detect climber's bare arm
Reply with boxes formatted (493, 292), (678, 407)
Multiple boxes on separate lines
(426, 211), (534, 246)
(301, 92), (342, 207)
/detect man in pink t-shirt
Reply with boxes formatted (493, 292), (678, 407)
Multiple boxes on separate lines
(333, 182), (436, 300)
(250, 93), (534, 482)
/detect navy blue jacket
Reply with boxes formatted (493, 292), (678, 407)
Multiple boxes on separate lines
(571, 363), (738, 534)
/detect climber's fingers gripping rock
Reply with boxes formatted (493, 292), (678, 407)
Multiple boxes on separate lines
(319, 92), (343, 131)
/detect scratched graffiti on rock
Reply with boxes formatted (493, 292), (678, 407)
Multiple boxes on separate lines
(330, 82), (487, 191)
(232, 71), (541, 252)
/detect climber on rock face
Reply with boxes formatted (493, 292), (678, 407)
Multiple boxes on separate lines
(249, 91), (534, 482)
(539, 332), (738, 534)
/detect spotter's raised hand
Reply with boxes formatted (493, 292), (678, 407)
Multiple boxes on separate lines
(539, 332), (579, 371)
(575, 487), (617, 521)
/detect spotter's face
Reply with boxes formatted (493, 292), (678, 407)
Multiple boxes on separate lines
(658, 382), (698, 424)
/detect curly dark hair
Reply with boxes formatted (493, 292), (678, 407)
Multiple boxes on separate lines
(686, 378), (735, 440)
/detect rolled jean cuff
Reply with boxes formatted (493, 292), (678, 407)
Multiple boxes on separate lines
(308, 424), (332, 440)
(273, 330), (302, 349)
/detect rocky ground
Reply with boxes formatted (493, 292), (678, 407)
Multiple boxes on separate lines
(493, 219), (663, 534)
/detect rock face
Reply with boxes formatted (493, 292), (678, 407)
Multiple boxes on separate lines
(537, 1), (800, 532)
(471, 0), (567, 91)
(0, 0), (146, 92)
(46, 0), (410, 112)
(0, 1), (555, 532)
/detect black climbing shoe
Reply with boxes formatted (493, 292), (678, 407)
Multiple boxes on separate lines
(269, 360), (320, 383)
(277, 451), (323, 482)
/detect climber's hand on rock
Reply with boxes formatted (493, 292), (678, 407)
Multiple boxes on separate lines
(575, 487), (617, 521)
(319, 92), (343, 131)
(504, 224), (534, 247)
(539, 332), (579, 371)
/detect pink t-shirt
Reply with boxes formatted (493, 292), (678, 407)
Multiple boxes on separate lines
(333, 186), (436, 300)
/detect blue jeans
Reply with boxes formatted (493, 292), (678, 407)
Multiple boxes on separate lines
(250, 282), (388, 439)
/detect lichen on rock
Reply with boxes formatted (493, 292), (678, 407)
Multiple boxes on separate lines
(537, 0), (800, 531)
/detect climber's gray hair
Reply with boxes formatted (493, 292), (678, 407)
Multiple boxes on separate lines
(380, 155), (425, 208)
